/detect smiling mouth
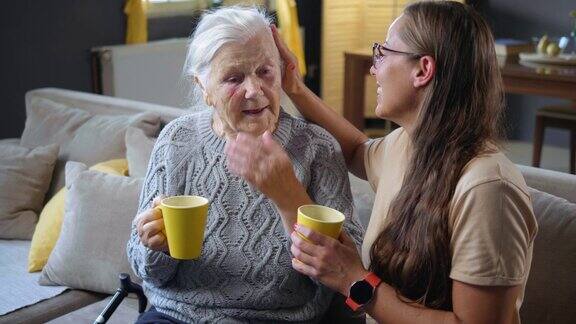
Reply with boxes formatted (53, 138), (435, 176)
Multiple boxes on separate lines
(242, 106), (269, 116)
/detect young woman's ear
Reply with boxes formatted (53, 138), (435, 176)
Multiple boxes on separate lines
(195, 76), (214, 107)
(413, 55), (435, 88)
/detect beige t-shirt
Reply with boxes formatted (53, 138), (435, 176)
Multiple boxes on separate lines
(362, 128), (537, 320)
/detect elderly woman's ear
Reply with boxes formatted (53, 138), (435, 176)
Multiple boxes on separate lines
(195, 76), (214, 107)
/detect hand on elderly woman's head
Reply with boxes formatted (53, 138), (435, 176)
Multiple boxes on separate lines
(270, 24), (304, 96)
(225, 131), (299, 208)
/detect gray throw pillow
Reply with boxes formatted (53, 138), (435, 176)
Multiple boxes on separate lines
(39, 162), (142, 294)
(20, 98), (161, 198)
(125, 126), (156, 178)
(0, 143), (59, 239)
(520, 187), (576, 324)
(349, 173), (375, 230)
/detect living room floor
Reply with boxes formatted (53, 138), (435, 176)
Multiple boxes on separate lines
(504, 140), (572, 174)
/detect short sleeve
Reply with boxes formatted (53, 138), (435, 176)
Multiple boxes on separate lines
(364, 137), (387, 190)
(449, 179), (536, 286)
(363, 129), (409, 191)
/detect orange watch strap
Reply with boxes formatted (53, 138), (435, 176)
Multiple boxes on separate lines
(365, 272), (382, 288)
(345, 297), (362, 311)
(345, 272), (382, 311)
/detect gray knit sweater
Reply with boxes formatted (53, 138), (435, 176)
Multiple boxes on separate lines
(127, 109), (364, 323)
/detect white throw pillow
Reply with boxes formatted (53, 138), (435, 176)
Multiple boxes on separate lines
(39, 162), (142, 294)
(125, 126), (156, 178)
(0, 143), (59, 239)
(20, 98), (161, 198)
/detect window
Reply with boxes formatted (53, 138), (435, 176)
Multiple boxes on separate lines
(147, 1), (269, 17)
(147, 0), (203, 18)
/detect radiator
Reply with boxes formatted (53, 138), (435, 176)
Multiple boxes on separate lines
(92, 38), (191, 108)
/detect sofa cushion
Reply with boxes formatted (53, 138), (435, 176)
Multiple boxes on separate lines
(28, 189), (65, 272)
(49, 294), (143, 323)
(0, 239), (68, 317)
(125, 126), (156, 178)
(28, 160), (129, 273)
(520, 187), (576, 324)
(39, 162), (142, 294)
(0, 289), (105, 323)
(0, 143), (59, 239)
(20, 97), (161, 198)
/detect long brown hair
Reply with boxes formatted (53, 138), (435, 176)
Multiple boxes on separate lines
(369, 1), (504, 310)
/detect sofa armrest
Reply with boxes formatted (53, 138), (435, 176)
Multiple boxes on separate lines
(25, 88), (186, 125)
(0, 138), (21, 146)
(516, 164), (576, 203)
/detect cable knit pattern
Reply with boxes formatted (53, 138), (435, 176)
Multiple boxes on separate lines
(127, 109), (364, 323)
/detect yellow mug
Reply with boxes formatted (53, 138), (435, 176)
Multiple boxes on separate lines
(296, 205), (345, 240)
(157, 195), (209, 260)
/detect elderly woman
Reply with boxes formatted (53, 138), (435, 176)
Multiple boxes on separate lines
(126, 6), (364, 323)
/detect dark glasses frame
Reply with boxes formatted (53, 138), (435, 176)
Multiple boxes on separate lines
(372, 42), (424, 68)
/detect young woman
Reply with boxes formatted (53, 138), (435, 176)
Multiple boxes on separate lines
(226, 1), (537, 323)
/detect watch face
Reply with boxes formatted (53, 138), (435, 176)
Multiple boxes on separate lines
(350, 280), (374, 305)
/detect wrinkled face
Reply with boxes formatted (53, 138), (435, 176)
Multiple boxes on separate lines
(203, 32), (282, 137)
(370, 16), (420, 124)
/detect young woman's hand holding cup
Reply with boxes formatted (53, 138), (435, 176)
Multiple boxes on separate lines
(290, 225), (368, 296)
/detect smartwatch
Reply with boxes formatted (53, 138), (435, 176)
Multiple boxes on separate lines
(345, 272), (382, 311)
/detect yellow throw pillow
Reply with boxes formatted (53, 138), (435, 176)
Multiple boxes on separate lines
(28, 159), (129, 272)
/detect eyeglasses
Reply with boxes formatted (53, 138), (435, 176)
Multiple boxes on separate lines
(372, 42), (424, 69)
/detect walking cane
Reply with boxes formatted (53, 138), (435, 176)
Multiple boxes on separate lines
(94, 273), (147, 324)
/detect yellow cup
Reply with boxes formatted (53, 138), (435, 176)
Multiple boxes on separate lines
(296, 205), (345, 240)
(157, 195), (209, 260)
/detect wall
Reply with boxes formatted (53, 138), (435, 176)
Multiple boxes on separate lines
(0, 1), (197, 139)
(477, 0), (575, 147)
(0, 1), (125, 139)
(149, 15), (197, 41)
(3, 0), (572, 147)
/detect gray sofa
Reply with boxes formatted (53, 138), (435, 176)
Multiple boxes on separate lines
(0, 88), (185, 324)
(1, 88), (575, 323)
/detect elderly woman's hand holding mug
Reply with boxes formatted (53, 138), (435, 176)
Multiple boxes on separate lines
(135, 195), (168, 252)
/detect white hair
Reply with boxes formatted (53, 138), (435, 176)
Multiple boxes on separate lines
(183, 6), (274, 110)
